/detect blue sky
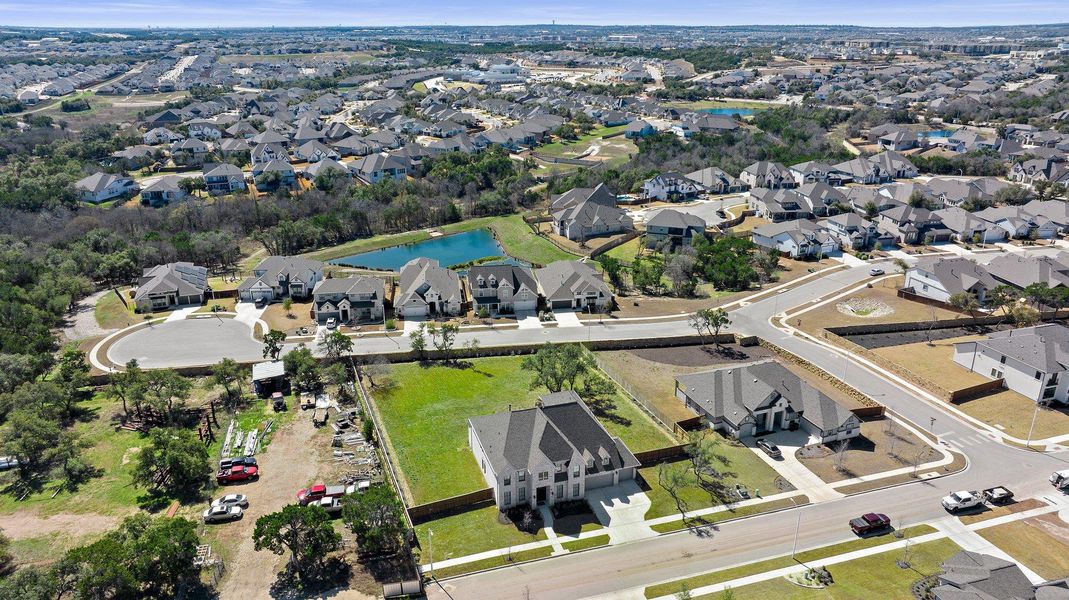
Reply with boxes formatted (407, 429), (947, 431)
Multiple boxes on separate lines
(2, 0), (1068, 29)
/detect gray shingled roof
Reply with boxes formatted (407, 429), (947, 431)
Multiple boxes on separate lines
(970, 323), (1069, 374)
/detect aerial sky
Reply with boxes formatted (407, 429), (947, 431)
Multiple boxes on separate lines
(2, 0), (1068, 29)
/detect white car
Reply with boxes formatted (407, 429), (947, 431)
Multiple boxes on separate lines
(869, 268), (885, 276)
(203, 505), (243, 523)
(211, 494), (249, 509)
(941, 490), (982, 513)
(326, 317), (337, 329)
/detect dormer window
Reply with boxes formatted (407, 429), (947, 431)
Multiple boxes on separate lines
(602, 456), (610, 468)
(586, 459), (594, 469)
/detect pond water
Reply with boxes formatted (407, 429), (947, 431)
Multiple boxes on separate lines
(329, 228), (516, 271)
(700, 107), (759, 116)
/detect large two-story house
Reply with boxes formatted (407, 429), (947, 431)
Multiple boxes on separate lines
(467, 265), (539, 315)
(904, 256), (997, 304)
(203, 163), (247, 195)
(550, 183), (633, 242)
(238, 256), (324, 303)
(74, 172), (138, 203)
(953, 324), (1069, 405)
(395, 257), (464, 318)
(645, 209), (707, 248)
(468, 391), (641, 511)
(311, 276), (386, 325)
(133, 262), (209, 312)
(740, 161), (795, 189)
(642, 172), (705, 201)
(535, 260), (613, 312)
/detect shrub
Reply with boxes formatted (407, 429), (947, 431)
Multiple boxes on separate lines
(384, 318), (396, 330)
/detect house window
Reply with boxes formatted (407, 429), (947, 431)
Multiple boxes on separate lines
(504, 491), (511, 506)
(572, 483), (580, 497)
(1000, 356), (1006, 364)
(538, 471), (549, 482)
(602, 456), (610, 468)
(1036, 371), (1043, 380)
(991, 369), (1003, 379)
(504, 475), (511, 486)
(518, 471), (525, 482)
(518, 488), (525, 501)
(572, 464), (580, 477)
(586, 459), (594, 469)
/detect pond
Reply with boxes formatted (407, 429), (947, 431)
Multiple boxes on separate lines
(701, 107), (760, 116)
(329, 228), (517, 271)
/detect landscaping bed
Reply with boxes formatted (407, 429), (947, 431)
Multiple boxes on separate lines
(797, 420), (939, 484)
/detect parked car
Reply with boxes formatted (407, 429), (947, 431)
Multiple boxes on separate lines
(1051, 470), (1069, 490)
(254, 297), (267, 308)
(756, 439), (782, 459)
(217, 465), (259, 484)
(297, 483), (364, 505)
(315, 497), (344, 515)
(219, 456), (258, 471)
(211, 494), (249, 509)
(869, 267), (885, 276)
(0, 456), (19, 471)
(326, 317), (337, 329)
(981, 487), (1014, 505)
(849, 513), (891, 535)
(715, 209), (728, 219)
(941, 490), (982, 512)
(203, 505), (243, 523)
(271, 392), (286, 412)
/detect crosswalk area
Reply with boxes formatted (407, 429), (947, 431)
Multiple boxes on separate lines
(938, 432), (997, 451)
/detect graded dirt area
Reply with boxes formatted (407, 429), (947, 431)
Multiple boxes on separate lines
(0, 509), (120, 541)
(797, 420), (938, 483)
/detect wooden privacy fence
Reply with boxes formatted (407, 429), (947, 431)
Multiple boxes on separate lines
(407, 488), (495, 525)
(950, 379), (1006, 404)
(633, 444), (689, 466)
(589, 230), (641, 259)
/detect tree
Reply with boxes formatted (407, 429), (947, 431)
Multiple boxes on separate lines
(599, 255), (626, 291)
(521, 343), (593, 393)
(109, 359), (146, 418)
(689, 308), (731, 348)
(341, 485), (405, 556)
(284, 344), (321, 391)
(687, 430), (730, 491)
(142, 369), (193, 425)
(212, 357), (245, 410)
(631, 255), (666, 294)
(1009, 303), (1041, 327)
(754, 249), (781, 283)
(409, 322), (427, 358)
(948, 292), (980, 323)
(55, 345), (90, 407)
(134, 427), (209, 496)
(666, 251), (699, 297)
(3, 407), (64, 484)
(263, 329), (287, 360)
(987, 285), (1018, 322)
(253, 504), (341, 584)
(432, 322), (459, 359)
(320, 330), (354, 362)
(282, 297), (294, 317)
(658, 462), (690, 519)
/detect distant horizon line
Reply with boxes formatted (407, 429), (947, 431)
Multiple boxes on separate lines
(3, 22), (1069, 31)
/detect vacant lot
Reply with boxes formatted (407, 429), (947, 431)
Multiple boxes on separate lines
(795, 276), (962, 335)
(261, 300), (316, 334)
(978, 515), (1069, 580)
(371, 357), (674, 505)
(871, 335), (987, 392)
(94, 288), (150, 329)
(956, 389), (1069, 440)
(798, 420), (938, 483)
(537, 124), (633, 161)
(702, 538), (961, 600)
(600, 236), (644, 265)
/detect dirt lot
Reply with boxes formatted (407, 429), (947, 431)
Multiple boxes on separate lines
(261, 301), (317, 334)
(870, 335), (988, 392)
(956, 389), (1069, 440)
(797, 420), (938, 483)
(795, 276), (963, 337)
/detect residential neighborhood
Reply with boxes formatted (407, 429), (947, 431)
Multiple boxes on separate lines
(3, 12), (1069, 600)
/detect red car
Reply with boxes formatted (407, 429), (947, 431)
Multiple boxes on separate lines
(850, 513), (891, 535)
(217, 465), (259, 484)
(297, 484), (352, 505)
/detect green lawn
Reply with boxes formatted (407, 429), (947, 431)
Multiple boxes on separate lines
(373, 357), (674, 505)
(489, 215), (579, 266)
(650, 496), (805, 534)
(600, 236), (645, 265)
(414, 504), (547, 562)
(429, 544), (554, 579)
(538, 124), (630, 158)
(562, 534), (610, 552)
(699, 538), (960, 600)
(639, 434), (793, 520)
(646, 525), (936, 597)
(94, 288), (146, 329)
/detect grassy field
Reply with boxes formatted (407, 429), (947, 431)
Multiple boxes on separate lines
(650, 496), (805, 534)
(698, 538), (961, 600)
(537, 124), (633, 159)
(977, 517), (1069, 580)
(871, 335), (988, 392)
(94, 288), (150, 329)
(372, 357), (674, 505)
(956, 389), (1069, 440)
(414, 504), (547, 563)
(489, 214), (579, 266)
(600, 236), (645, 265)
(646, 524), (936, 597)
(562, 534), (610, 552)
(639, 434), (793, 520)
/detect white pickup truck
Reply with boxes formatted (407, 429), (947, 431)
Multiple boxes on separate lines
(942, 490), (983, 512)
(1051, 470), (1069, 490)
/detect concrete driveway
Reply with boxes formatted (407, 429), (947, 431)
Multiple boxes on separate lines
(585, 480), (654, 543)
(744, 430), (843, 502)
(553, 310), (583, 328)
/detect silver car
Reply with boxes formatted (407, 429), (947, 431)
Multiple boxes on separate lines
(211, 494), (249, 509)
(203, 505), (243, 523)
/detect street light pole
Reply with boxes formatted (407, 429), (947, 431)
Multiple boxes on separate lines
(1025, 401), (1041, 449)
(791, 504), (803, 561)
(428, 528), (434, 580)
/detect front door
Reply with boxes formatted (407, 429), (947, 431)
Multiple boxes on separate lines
(555, 484), (564, 501)
(536, 486), (548, 505)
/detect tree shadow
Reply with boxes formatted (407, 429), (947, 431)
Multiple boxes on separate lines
(269, 557), (353, 599)
(585, 395), (632, 427)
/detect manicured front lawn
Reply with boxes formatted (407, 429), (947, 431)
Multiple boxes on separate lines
(646, 524), (936, 597)
(977, 517), (1069, 580)
(197, 297), (237, 313)
(373, 357), (674, 505)
(414, 504), (547, 562)
(639, 434), (794, 520)
(697, 538), (960, 600)
(797, 420), (938, 484)
(429, 545), (553, 579)
(562, 534), (609, 552)
(489, 214), (579, 266)
(650, 496), (806, 534)
(94, 288), (145, 329)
